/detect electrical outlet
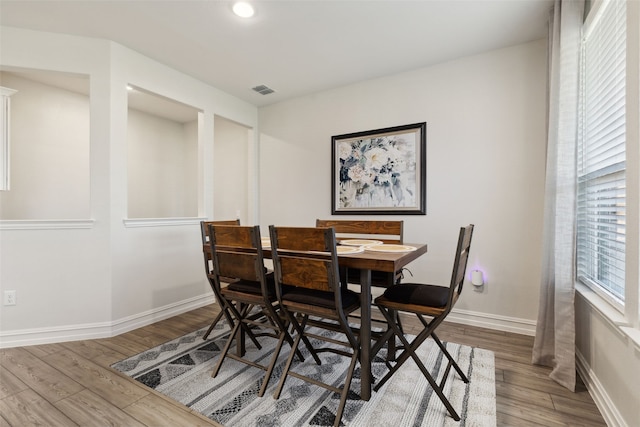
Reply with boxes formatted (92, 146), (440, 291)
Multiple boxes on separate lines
(3, 290), (16, 306)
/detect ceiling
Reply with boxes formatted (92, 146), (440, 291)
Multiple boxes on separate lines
(0, 0), (553, 108)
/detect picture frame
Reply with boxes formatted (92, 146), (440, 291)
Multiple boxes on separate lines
(332, 122), (426, 215)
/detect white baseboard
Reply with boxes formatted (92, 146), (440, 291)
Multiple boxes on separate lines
(0, 294), (215, 349)
(0, 297), (534, 348)
(0, 320), (114, 349)
(576, 349), (627, 427)
(447, 307), (537, 336)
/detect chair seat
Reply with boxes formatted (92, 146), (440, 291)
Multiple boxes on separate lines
(382, 283), (449, 307)
(226, 273), (276, 296)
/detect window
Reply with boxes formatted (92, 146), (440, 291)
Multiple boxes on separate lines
(577, 0), (626, 307)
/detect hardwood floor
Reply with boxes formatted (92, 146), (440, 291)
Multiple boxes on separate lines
(0, 304), (607, 426)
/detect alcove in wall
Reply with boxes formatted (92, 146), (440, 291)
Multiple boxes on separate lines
(127, 85), (201, 219)
(0, 68), (90, 220)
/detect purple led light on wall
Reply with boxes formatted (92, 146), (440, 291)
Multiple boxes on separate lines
(471, 269), (484, 287)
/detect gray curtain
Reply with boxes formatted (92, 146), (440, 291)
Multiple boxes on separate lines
(532, 0), (584, 392)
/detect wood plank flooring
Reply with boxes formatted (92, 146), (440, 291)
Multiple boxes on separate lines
(0, 304), (607, 426)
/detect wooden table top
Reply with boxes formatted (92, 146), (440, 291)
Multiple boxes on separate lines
(204, 242), (427, 274)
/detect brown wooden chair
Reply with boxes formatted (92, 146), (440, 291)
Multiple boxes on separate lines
(200, 219), (240, 339)
(269, 225), (361, 427)
(315, 219), (406, 287)
(207, 224), (306, 397)
(372, 224), (474, 421)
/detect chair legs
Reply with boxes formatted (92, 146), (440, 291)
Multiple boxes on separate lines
(259, 328), (288, 397)
(212, 301), (315, 398)
(274, 313), (359, 427)
(211, 303), (262, 376)
(336, 347), (360, 427)
(202, 309), (231, 340)
(202, 309), (223, 340)
(203, 297), (242, 340)
(273, 315), (321, 401)
(257, 310), (314, 397)
(375, 308), (469, 421)
(211, 315), (244, 377)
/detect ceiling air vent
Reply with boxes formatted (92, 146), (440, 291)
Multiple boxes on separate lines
(252, 85), (275, 95)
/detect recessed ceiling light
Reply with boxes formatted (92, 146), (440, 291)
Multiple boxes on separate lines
(232, 2), (255, 18)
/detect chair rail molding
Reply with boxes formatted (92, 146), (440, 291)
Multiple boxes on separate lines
(123, 217), (206, 228)
(0, 219), (95, 230)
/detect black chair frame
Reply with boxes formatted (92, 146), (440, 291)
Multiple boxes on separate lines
(269, 225), (361, 427)
(372, 224), (474, 421)
(207, 224), (306, 397)
(200, 219), (240, 340)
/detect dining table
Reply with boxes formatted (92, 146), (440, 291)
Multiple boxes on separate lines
(335, 242), (428, 400)
(204, 237), (428, 401)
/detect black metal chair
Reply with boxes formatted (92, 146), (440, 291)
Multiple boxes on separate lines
(200, 219), (240, 339)
(207, 224), (303, 397)
(269, 225), (361, 427)
(372, 224), (474, 421)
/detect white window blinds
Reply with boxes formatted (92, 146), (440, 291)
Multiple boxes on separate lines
(577, 0), (626, 304)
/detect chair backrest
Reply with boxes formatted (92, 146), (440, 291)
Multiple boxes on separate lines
(200, 219), (241, 245)
(269, 226), (341, 293)
(200, 220), (242, 281)
(208, 224), (268, 287)
(315, 219), (403, 244)
(449, 224), (475, 307)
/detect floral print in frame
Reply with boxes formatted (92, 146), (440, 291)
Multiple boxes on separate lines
(332, 122), (426, 215)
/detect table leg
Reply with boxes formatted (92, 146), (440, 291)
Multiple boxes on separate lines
(236, 301), (246, 356)
(359, 268), (372, 401)
(387, 308), (397, 361)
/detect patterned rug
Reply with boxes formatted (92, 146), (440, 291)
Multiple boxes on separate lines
(111, 320), (496, 426)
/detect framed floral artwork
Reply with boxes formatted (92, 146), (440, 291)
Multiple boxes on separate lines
(332, 122), (426, 215)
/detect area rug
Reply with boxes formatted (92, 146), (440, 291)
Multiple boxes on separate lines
(111, 321), (496, 426)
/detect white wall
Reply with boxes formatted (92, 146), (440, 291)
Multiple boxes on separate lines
(259, 40), (548, 334)
(0, 28), (114, 339)
(0, 26), (257, 345)
(575, 293), (640, 426)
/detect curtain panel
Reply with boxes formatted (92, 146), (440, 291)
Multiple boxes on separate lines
(532, 0), (585, 392)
